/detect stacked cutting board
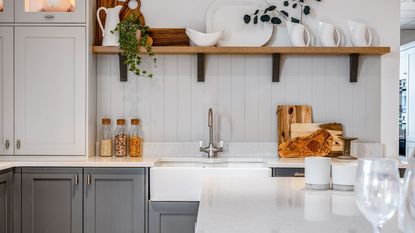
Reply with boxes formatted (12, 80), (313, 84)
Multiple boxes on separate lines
(277, 105), (344, 158)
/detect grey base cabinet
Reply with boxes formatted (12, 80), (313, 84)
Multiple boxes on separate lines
(84, 168), (147, 233)
(0, 170), (13, 233)
(149, 202), (199, 233)
(21, 168), (83, 233)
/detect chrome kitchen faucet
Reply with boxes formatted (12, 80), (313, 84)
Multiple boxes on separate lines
(200, 108), (223, 158)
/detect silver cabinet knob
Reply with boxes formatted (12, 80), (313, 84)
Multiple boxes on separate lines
(5, 140), (9, 150)
(16, 140), (21, 149)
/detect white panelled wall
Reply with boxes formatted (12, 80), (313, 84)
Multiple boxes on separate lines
(97, 55), (381, 146)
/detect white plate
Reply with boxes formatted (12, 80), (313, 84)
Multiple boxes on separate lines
(206, 0), (273, 47)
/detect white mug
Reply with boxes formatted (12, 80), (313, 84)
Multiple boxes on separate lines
(305, 157), (331, 190)
(348, 20), (373, 47)
(332, 164), (357, 191)
(318, 21), (341, 47)
(286, 21), (311, 47)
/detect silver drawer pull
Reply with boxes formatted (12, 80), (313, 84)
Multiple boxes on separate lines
(75, 174), (79, 185)
(294, 172), (305, 177)
(16, 140), (21, 149)
(87, 174), (91, 185)
(44, 15), (55, 19)
(5, 140), (9, 150)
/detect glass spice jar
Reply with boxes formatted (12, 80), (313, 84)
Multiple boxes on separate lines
(114, 119), (128, 157)
(100, 118), (113, 157)
(129, 119), (143, 157)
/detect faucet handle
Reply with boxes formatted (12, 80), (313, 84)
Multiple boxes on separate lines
(219, 140), (224, 148)
(199, 140), (204, 148)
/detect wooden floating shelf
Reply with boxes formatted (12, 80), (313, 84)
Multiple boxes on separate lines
(92, 46), (391, 82)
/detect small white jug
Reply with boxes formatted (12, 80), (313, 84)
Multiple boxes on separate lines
(286, 21), (311, 47)
(97, 5), (122, 46)
(318, 21), (341, 47)
(348, 20), (372, 47)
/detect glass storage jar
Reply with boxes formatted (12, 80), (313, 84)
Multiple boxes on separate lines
(114, 119), (128, 157)
(99, 118), (113, 157)
(129, 119), (143, 157)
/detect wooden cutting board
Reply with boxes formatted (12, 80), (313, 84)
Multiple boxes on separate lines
(291, 123), (344, 155)
(277, 105), (313, 145)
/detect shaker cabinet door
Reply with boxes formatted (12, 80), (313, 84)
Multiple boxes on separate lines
(148, 202), (199, 233)
(0, 0), (14, 22)
(15, 0), (85, 23)
(14, 27), (86, 155)
(0, 27), (13, 155)
(21, 168), (83, 233)
(0, 170), (13, 233)
(84, 168), (147, 233)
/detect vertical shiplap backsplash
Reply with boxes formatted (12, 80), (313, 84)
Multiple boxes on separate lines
(97, 55), (381, 145)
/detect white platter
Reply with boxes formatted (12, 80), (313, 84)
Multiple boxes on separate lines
(206, 0), (273, 47)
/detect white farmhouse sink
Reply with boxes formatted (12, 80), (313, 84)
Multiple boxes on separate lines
(150, 157), (271, 201)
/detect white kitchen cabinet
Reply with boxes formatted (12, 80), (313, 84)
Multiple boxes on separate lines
(0, 27), (13, 155)
(14, 27), (86, 155)
(0, 0), (14, 22)
(15, 0), (85, 23)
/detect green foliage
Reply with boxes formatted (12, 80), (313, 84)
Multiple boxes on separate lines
(113, 15), (156, 78)
(243, 0), (321, 25)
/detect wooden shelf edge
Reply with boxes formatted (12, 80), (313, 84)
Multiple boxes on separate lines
(92, 46), (390, 55)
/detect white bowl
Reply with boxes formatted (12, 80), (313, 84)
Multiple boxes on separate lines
(185, 27), (223, 47)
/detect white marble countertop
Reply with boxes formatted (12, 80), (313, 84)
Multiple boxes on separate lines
(266, 157), (408, 169)
(196, 177), (399, 233)
(0, 156), (407, 172)
(0, 156), (157, 170)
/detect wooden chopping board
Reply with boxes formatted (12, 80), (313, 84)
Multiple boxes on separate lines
(277, 105), (313, 145)
(291, 123), (344, 155)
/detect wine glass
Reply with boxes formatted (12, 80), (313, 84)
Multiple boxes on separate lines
(399, 158), (415, 233)
(354, 158), (400, 233)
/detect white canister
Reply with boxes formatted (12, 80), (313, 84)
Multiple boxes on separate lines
(305, 157), (331, 190)
(332, 163), (357, 191)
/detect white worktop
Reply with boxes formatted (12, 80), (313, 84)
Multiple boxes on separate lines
(0, 156), (407, 171)
(0, 156), (157, 170)
(195, 177), (399, 233)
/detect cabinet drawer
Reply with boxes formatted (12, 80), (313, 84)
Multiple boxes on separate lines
(272, 168), (305, 177)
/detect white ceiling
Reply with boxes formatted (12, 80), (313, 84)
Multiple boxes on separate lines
(401, 1), (415, 29)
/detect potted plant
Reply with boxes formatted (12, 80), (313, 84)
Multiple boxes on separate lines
(113, 15), (156, 78)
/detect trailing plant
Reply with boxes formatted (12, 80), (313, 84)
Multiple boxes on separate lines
(244, 0), (321, 25)
(113, 15), (156, 78)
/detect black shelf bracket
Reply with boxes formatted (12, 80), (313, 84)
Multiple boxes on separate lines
(272, 53), (281, 82)
(119, 54), (128, 82)
(197, 53), (205, 82)
(349, 53), (359, 83)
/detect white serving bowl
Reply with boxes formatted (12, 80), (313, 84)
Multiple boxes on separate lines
(185, 27), (223, 47)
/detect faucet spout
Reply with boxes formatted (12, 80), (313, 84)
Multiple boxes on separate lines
(208, 108), (213, 127)
(200, 108), (223, 158)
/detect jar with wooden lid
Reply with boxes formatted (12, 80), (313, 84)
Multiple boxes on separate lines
(114, 119), (128, 157)
(100, 118), (113, 157)
(129, 119), (143, 157)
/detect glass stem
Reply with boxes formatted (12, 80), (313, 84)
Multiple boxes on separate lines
(372, 224), (382, 233)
